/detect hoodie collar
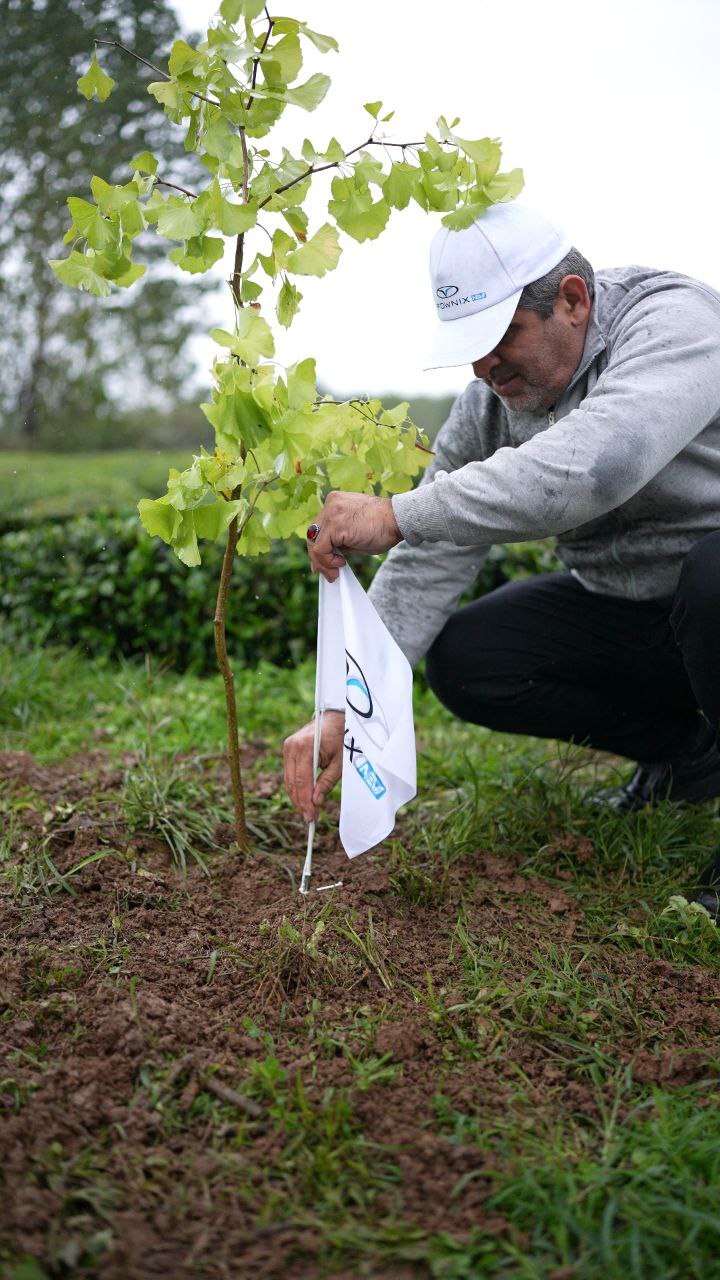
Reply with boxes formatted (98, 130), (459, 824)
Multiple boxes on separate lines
(560, 297), (606, 402)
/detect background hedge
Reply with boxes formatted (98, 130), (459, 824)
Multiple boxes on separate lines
(0, 514), (560, 674)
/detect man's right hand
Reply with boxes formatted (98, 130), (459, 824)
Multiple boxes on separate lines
(283, 709), (345, 823)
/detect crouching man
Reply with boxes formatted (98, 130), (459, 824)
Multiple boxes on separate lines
(283, 204), (720, 918)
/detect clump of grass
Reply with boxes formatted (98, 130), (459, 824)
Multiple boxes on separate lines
(386, 838), (446, 905)
(237, 1055), (403, 1219)
(118, 657), (230, 873)
(612, 894), (719, 968)
(332, 908), (396, 991)
(121, 750), (226, 874)
(252, 908), (339, 1001)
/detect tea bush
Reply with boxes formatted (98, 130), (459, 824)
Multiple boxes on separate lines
(0, 515), (559, 673)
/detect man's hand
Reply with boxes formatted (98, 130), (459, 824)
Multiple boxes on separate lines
(283, 709), (345, 823)
(307, 491), (402, 580)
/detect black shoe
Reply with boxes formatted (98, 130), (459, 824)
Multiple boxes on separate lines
(692, 847), (720, 923)
(589, 726), (720, 815)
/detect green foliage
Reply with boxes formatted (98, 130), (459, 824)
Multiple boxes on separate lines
(50, 2), (523, 565)
(0, 513), (559, 673)
(486, 1086), (720, 1278)
(0, 515), (329, 672)
(613, 894), (719, 966)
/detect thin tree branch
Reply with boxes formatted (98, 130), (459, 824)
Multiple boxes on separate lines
(239, 132), (250, 202)
(230, 237), (244, 310)
(155, 177), (198, 200)
(93, 36), (169, 80)
(315, 400), (435, 454)
(256, 134), (438, 210)
(230, 130), (252, 309)
(93, 37), (220, 107)
(257, 135), (373, 209)
(247, 8), (275, 109)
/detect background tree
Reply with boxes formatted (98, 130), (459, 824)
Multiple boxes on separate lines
(0, 0), (216, 447)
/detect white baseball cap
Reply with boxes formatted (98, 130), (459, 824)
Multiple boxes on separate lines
(424, 204), (572, 370)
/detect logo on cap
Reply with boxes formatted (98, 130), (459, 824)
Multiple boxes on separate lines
(436, 285), (458, 299)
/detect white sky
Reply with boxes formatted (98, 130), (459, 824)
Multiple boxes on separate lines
(171, 0), (720, 397)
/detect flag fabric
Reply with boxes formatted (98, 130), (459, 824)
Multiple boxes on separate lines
(315, 564), (417, 858)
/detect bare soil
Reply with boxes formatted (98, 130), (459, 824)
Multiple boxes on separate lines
(1, 749), (719, 1278)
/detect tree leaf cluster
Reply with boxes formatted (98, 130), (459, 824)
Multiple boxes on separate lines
(51, 0), (524, 561)
(139, 353), (430, 565)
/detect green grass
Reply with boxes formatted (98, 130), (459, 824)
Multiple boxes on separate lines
(487, 1083), (720, 1279)
(0, 634), (316, 761)
(0, 450), (187, 526)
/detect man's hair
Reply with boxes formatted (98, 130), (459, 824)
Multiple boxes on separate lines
(518, 247), (595, 318)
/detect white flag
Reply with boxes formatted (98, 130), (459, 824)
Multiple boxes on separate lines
(315, 564), (417, 858)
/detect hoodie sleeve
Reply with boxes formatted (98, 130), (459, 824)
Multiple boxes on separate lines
(368, 383), (503, 665)
(391, 284), (720, 547)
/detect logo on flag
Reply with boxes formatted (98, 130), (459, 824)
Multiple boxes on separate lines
(355, 758), (387, 799)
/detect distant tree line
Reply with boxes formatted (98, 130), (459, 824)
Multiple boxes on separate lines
(0, 0), (216, 448)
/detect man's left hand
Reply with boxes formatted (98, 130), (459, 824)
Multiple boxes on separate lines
(307, 491), (402, 580)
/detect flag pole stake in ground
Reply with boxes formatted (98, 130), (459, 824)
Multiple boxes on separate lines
(300, 577), (326, 896)
(299, 709), (322, 895)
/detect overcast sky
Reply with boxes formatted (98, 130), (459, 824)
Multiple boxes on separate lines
(171, 0), (720, 398)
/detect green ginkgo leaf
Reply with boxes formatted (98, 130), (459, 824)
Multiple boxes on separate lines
(382, 162), (419, 211)
(48, 251), (112, 296)
(259, 73), (330, 112)
(157, 197), (205, 241)
(210, 309), (275, 366)
(262, 33), (303, 86)
(193, 497), (246, 541)
(137, 496), (179, 543)
(169, 235), (225, 274)
(273, 18), (338, 54)
(66, 197), (119, 252)
(220, 0), (265, 21)
(129, 151), (158, 175)
(284, 223), (341, 275)
(277, 278), (302, 328)
(329, 184), (390, 243)
(77, 53), (116, 102)
(147, 80), (181, 111)
(114, 261), (147, 288)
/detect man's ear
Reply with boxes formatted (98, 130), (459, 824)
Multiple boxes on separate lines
(557, 275), (591, 325)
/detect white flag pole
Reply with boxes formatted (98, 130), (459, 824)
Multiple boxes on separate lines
(300, 577), (325, 896)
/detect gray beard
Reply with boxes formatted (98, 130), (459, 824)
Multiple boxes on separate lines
(492, 384), (555, 414)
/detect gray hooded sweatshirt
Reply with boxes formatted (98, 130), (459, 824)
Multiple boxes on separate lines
(369, 265), (720, 666)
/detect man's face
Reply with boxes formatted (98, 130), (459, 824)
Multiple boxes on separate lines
(471, 299), (585, 413)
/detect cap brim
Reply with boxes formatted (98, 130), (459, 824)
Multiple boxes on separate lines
(423, 289), (522, 371)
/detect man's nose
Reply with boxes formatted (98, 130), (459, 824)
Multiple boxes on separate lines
(472, 350), (502, 380)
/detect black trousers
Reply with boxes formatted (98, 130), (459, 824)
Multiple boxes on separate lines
(425, 531), (720, 764)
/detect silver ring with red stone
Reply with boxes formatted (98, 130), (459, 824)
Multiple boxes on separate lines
(306, 522), (321, 542)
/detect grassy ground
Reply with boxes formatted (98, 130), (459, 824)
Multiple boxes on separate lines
(0, 451), (188, 526)
(1, 636), (720, 1277)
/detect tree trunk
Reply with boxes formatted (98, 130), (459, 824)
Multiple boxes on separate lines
(213, 514), (248, 852)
